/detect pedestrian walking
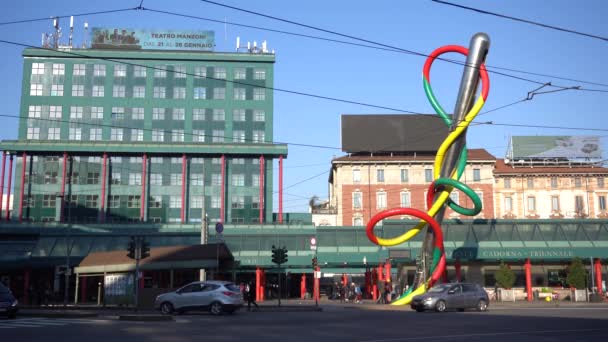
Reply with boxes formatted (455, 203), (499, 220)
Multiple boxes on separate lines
(245, 282), (259, 311)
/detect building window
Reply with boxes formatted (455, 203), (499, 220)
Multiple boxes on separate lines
(85, 195), (98, 208)
(504, 196), (513, 212)
(425, 169), (433, 182)
(129, 173), (142, 186)
(152, 108), (165, 120)
(52, 63), (65, 75)
(232, 174), (245, 186)
(252, 130), (265, 143)
(110, 128), (123, 141)
(152, 129), (164, 142)
(193, 108), (205, 120)
(49, 106), (62, 119)
(253, 88), (265, 101)
(575, 195), (585, 215)
(91, 107), (103, 119)
(473, 168), (481, 182)
(352, 169), (361, 183)
(44, 172), (58, 184)
(234, 68), (246, 80)
(253, 110), (265, 122)
(377, 191), (387, 209)
(32, 62), (45, 75)
(132, 107), (144, 120)
(170, 174), (183, 186)
(30, 83), (43, 96)
(172, 108), (185, 120)
(193, 130), (205, 142)
(134, 65), (146, 77)
(87, 172), (100, 184)
(108, 195), (120, 208)
(213, 88), (225, 100)
(212, 109), (225, 121)
(599, 195), (607, 211)
(233, 130), (245, 143)
(150, 174), (162, 186)
(214, 67), (226, 79)
(503, 178), (511, 189)
(131, 129), (143, 141)
(27, 127), (40, 140)
(211, 196), (221, 209)
(234, 88), (246, 100)
(211, 174), (222, 186)
(42, 195), (55, 208)
(51, 84), (64, 96)
(400, 169), (409, 183)
(194, 87), (206, 99)
(153, 86), (166, 98)
(72, 84), (84, 97)
(149, 196), (162, 208)
(252, 174), (259, 187)
(92, 85), (104, 97)
(191, 196), (203, 208)
(70, 106), (83, 119)
(93, 64), (106, 76)
(111, 172), (121, 185)
(254, 69), (266, 80)
(73, 64), (86, 76)
(28, 105), (42, 118)
(550, 177), (558, 189)
(574, 177), (582, 188)
(172, 130), (185, 142)
(154, 65), (167, 78)
(191, 174), (204, 186)
(376, 169), (385, 182)
(194, 66), (206, 78)
(174, 87), (186, 99)
(551, 195), (560, 211)
(353, 192), (362, 209)
(527, 196), (536, 212)
(114, 65), (126, 77)
(231, 196), (245, 209)
(47, 127), (61, 140)
(449, 191), (459, 205)
(233, 109), (245, 121)
(251, 197), (259, 209)
(527, 178), (534, 189)
(127, 196), (141, 208)
(90, 128), (102, 141)
(598, 178), (605, 188)
(112, 85), (125, 98)
(112, 107), (124, 120)
(133, 86), (145, 98)
(174, 65), (186, 78)
(400, 192), (411, 207)
(212, 130), (224, 143)
(69, 128), (82, 141)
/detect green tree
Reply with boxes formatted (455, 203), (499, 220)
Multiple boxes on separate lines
(566, 257), (587, 289)
(495, 262), (516, 289)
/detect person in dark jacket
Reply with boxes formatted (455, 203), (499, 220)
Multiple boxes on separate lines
(245, 282), (259, 311)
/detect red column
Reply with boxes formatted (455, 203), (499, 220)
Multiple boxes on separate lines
(60, 152), (68, 222)
(377, 263), (384, 282)
(100, 153), (107, 223)
(279, 155), (283, 224)
(342, 273), (347, 288)
(255, 268), (261, 302)
(0, 151), (6, 219)
(384, 260), (391, 283)
(300, 273), (306, 299)
(220, 154), (225, 223)
(23, 269), (30, 305)
(18, 152), (26, 222)
(80, 276), (87, 303)
(371, 268), (378, 301)
(181, 153), (186, 223)
(364, 269), (371, 299)
(260, 270), (265, 302)
(313, 266), (320, 301)
(455, 259), (462, 282)
(5, 155), (13, 220)
(259, 155), (264, 223)
(595, 259), (603, 295)
(140, 153), (147, 222)
(524, 258), (532, 302)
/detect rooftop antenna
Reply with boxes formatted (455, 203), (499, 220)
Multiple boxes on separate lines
(52, 17), (61, 48)
(69, 16), (74, 47)
(82, 21), (88, 48)
(262, 40), (267, 53)
(236, 36), (240, 51)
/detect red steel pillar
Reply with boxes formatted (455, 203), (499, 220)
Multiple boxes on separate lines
(300, 273), (306, 299)
(140, 153), (147, 222)
(377, 263), (384, 282)
(455, 259), (462, 282)
(260, 270), (266, 302)
(278, 155), (283, 224)
(5, 154), (13, 220)
(313, 266), (320, 301)
(255, 268), (261, 302)
(364, 269), (371, 299)
(23, 269), (30, 305)
(259, 155), (264, 223)
(0, 151), (6, 219)
(384, 259), (391, 283)
(595, 258), (603, 295)
(18, 152), (26, 222)
(100, 153), (107, 223)
(60, 152), (68, 222)
(342, 273), (348, 288)
(524, 258), (532, 302)
(371, 268), (378, 301)
(220, 155), (225, 223)
(181, 154), (186, 223)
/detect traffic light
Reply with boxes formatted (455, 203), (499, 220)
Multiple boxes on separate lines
(127, 236), (136, 259)
(141, 240), (150, 259)
(271, 245), (280, 265)
(272, 245), (288, 265)
(280, 247), (288, 264)
(312, 256), (318, 269)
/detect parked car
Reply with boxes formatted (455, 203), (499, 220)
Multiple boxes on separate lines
(410, 283), (489, 312)
(154, 280), (243, 316)
(0, 282), (18, 319)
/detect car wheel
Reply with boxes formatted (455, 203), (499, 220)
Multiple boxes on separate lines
(415, 307), (424, 312)
(457, 308), (465, 312)
(435, 300), (447, 312)
(210, 301), (224, 316)
(476, 299), (488, 312)
(160, 302), (174, 315)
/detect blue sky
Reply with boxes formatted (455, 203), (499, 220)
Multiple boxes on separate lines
(0, 0), (606, 213)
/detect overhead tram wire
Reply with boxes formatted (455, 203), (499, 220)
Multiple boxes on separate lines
(0, 7), (140, 26)
(431, 0), (608, 43)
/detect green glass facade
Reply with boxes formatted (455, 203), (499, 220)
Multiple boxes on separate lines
(1, 47), (287, 224)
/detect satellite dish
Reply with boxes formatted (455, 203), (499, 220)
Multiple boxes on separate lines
(504, 158), (510, 164)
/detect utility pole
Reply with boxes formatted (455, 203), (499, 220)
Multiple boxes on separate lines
(63, 156), (73, 307)
(200, 165), (208, 282)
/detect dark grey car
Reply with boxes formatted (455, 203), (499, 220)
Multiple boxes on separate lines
(410, 283), (489, 312)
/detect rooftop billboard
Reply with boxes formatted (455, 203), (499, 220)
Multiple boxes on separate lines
(511, 136), (602, 160)
(91, 28), (215, 51)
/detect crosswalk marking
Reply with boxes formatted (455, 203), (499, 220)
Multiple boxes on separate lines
(0, 317), (98, 329)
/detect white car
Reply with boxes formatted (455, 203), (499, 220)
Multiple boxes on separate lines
(154, 280), (243, 315)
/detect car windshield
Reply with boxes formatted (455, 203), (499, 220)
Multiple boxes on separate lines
(428, 284), (450, 293)
(225, 284), (240, 292)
